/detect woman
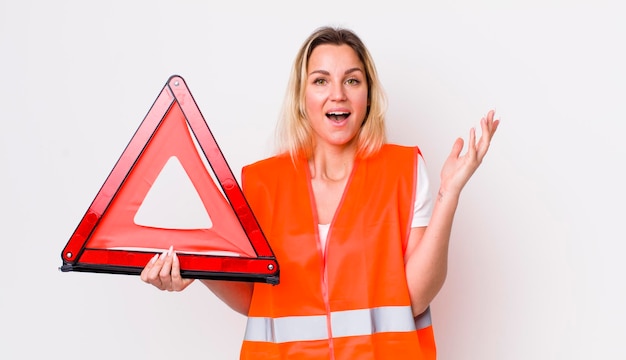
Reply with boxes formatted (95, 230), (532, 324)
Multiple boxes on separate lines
(141, 26), (499, 359)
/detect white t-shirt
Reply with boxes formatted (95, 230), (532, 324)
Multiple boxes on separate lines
(318, 154), (434, 251)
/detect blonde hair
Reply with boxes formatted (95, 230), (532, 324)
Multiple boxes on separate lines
(276, 26), (388, 160)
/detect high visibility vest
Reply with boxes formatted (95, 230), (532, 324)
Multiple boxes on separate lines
(240, 144), (436, 360)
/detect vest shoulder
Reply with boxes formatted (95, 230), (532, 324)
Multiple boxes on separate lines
(379, 143), (420, 155)
(243, 153), (295, 177)
(369, 144), (421, 163)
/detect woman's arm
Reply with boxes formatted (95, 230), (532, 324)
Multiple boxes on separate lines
(200, 279), (253, 316)
(404, 194), (458, 316)
(404, 110), (499, 316)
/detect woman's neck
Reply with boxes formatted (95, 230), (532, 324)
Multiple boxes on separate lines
(308, 144), (356, 182)
(308, 144), (357, 225)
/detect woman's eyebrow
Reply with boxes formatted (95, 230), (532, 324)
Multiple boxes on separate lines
(308, 67), (364, 76)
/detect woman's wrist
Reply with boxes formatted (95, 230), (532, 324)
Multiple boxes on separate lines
(436, 187), (461, 203)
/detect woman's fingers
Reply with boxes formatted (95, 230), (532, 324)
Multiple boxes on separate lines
(158, 246), (175, 290)
(440, 110), (500, 194)
(171, 252), (194, 291)
(143, 252), (166, 288)
(140, 247), (193, 292)
(476, 111), (500, 161)
(140, 253), (160, 283)
(468, 126), (477, 161)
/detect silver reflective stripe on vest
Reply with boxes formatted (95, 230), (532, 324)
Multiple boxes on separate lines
(414, 306), (432, 331)
(331, 306), (416, 337)
(244, 306), (432, 343)
(244, 314), (328, 343)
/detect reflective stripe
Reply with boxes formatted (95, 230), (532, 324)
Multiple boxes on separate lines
(414, 307), (432, 330)
(244, 305), (432, 343)
(331, 306), (416, 337)
(244, 315), (328, 343)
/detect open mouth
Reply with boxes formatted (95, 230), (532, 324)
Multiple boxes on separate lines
(326, 111), (350, 122)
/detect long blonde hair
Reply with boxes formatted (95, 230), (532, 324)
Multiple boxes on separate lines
(276, 26), (388, 160)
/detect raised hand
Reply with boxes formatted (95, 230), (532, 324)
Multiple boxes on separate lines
(439, 110), (500, 197)
(140, 246), (194, 292)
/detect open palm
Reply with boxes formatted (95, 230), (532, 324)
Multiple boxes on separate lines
(440, 110), (500, 195)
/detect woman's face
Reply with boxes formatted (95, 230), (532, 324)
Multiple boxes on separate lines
(304, 44), (369, 152)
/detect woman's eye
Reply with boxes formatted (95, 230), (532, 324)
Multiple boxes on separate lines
(314, 78), (327, 85)
(346, 78), (360, 85)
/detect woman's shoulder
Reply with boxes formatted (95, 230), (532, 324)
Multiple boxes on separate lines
(244, 152), (292, 171)
(242, 153), (303, 190)
(242, 153), (300, 182)
(376, 143), (422, 158)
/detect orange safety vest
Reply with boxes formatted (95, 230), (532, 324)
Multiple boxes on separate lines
(240, 144), (436, 360)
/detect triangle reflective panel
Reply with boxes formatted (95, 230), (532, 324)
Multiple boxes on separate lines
(60, 75), (279, 284)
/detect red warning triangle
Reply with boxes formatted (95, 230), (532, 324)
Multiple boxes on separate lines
(60, 75), (279, 284)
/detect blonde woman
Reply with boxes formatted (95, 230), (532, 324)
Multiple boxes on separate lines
(142, 26), (499, 360)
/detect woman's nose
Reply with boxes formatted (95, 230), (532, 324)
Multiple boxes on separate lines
(329, 82), (346, 101)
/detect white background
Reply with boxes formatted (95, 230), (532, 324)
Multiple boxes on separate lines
(2, 1), (625, 359)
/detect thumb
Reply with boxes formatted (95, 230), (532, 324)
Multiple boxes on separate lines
(448, 137), (464, 160)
